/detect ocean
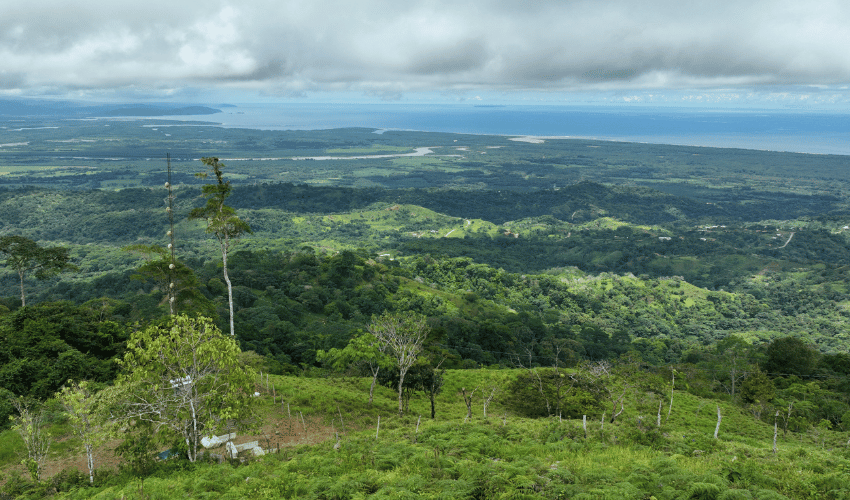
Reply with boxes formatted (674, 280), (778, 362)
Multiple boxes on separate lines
(164, 103), (850, 156)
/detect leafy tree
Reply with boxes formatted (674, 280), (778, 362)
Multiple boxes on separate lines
(55, 380), (116, 484)
(317, 331), (393, 405)
(502, 368), (598, 419)
(188, 158), (252, 336)
(9, 397), (51, 481)
(714, 335), (753, 403)
(123, 244), (214, 318)
(369, 311), (430, 416)
(0, 235), (76, 307)
(765, 337), (820, 377)
(0, 301), (128, 399)
(377, 359), (446, 418)
(740, 369), (775, 419)
(116, 314), (257, 462)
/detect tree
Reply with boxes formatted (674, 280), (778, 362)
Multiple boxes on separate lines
(0, 301), (128, 399)
(502, 367), (598, 419)
(56, 381), (116, 484)
(581, 360), (630, 424)
(9, 397), (51, 481)
(740, 368), (775, 420)
(188, 158), (252, 336)
(123, 244), (214, 318)
(369, 311), (430, 416)
(377, 359), (445, 418)
(424, 359), (446, 419)
(317, 331), (393, 405)
(0, 235), (75, 307)
(765, 337), (819, 377)
(116, 314), (257, 462)
(714, 335), (753, 403)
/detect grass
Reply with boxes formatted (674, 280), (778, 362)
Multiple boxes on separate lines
(4, 370), (850, 499)
(0, 429), (24, 468)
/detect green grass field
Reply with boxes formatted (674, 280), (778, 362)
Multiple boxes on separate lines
(3, 369), (850, 499)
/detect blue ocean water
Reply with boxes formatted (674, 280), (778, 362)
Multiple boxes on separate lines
(169, 103), (850, 156)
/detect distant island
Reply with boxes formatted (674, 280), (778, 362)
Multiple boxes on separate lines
(0, 98), (223, 118)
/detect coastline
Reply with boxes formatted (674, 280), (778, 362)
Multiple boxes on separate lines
(119, 103), (850, 157)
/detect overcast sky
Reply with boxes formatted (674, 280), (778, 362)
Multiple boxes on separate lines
(3, 0), (850, 108)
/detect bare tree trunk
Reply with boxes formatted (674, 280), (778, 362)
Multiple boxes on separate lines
(610, 393), (625, 423)
(657, 400), (663, 428)
(85, 443), (94, 484)
(188, 398), (199, 462)
(461, 387), (477, 422)
(221, 238), (235, 337)
(783, 402), (793, 437)
(483, 387), (497, 418)
(667, 369), (675, 422)
(397, 370), (406, 416)
(368, 365), (379, 406)
(773, 411), (779, 455)
(18, 270), (26, 307)
(714, 405), (722, 439)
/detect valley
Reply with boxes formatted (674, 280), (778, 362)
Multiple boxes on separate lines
(2, 114), (850, 499)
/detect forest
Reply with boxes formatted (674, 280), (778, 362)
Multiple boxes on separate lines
(1, 118), (850, 498)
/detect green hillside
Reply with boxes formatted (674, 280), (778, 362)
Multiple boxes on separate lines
(2, 125), (850, 498)
(3, 368), (850, 499)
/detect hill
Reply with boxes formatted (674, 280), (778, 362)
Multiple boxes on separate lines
(2, 368), (850, 499)
(2, 124), (850, 498)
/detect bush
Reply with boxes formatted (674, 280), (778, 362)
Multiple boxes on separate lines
(0, 389), (14, 431)
(718, 490), (753, 500)
(116, 432), (158, 477)
(502, 369), (600, 418)
(49, 468), (89, 492)
(0, 471), (33, 500)
(623, 425), (667, 448)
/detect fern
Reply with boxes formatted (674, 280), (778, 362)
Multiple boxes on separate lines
(753, 490), (792, 500)
(718, 489), (754, 500)
(687, 482), (722, 500)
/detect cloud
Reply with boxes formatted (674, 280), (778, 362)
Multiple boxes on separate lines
(3, 0), (850, 102)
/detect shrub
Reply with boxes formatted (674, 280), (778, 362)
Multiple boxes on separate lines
(687, 482), (721, 500)
(718, 490), (754, 500)
(49, 468), (89, 493)
(502, 369), (599, 418)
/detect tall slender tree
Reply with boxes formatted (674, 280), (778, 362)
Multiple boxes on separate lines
(188, 158), (251, 336)
(369, 311), (430, 416)
(9, 397), (51, 481)
(56, 381), (116, 484)
(0, 235), (75, 307)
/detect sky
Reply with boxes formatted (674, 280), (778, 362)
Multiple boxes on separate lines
(3, 0), (850, 109)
